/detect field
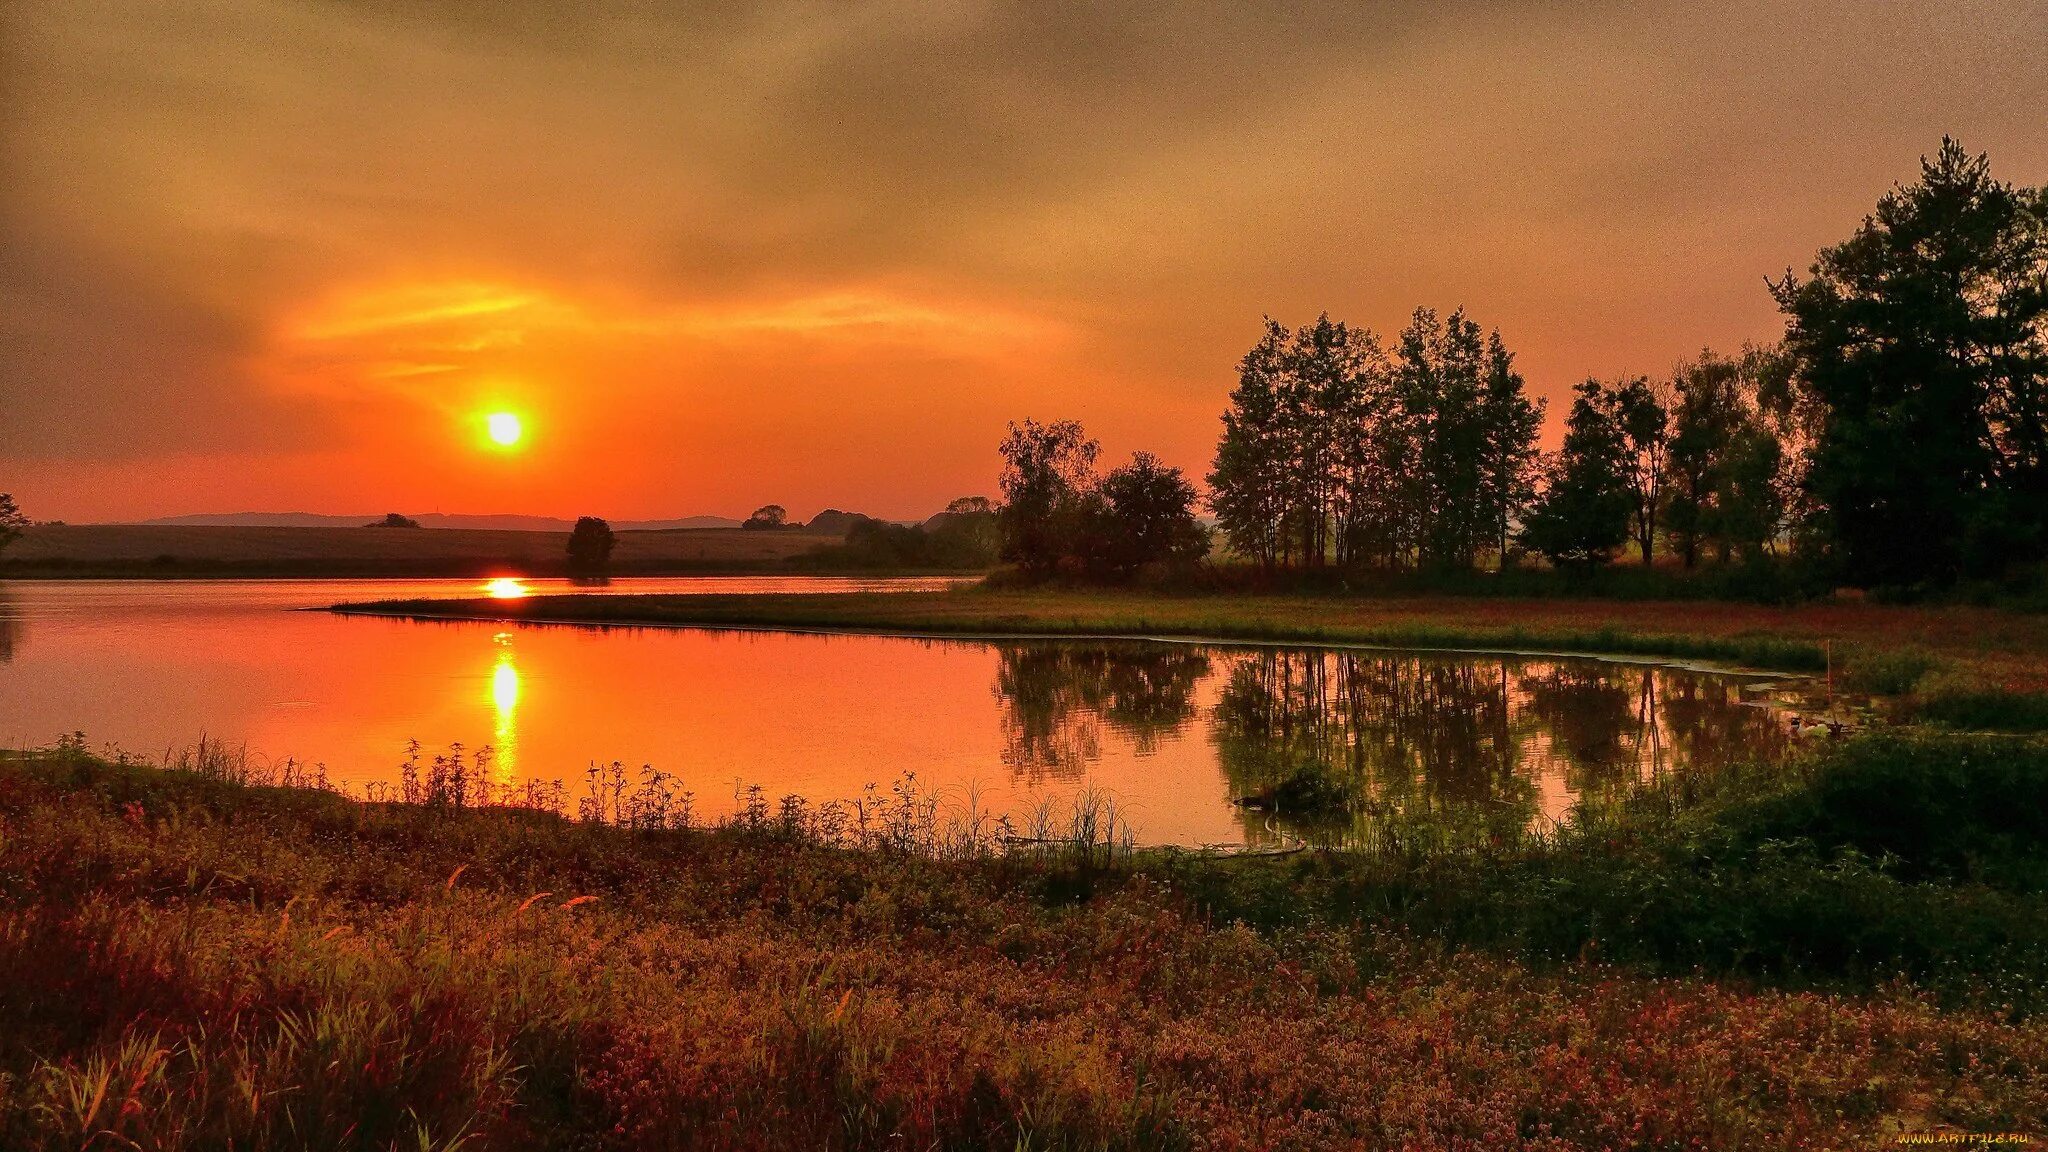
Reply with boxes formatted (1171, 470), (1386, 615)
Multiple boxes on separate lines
(4, 734), (2047, 1149)
(0, 524), (848, 578)
(340, 585), (2048, 698)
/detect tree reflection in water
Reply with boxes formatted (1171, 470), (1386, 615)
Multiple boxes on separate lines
(0, 591), (18, 664)
(993, 643), (1209, 782)
(991, 641), (1789, 843)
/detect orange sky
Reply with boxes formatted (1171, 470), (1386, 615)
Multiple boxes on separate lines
(3, 0), (2045, 523)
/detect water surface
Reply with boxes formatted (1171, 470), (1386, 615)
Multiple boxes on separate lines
(0, 578), (1798, 845)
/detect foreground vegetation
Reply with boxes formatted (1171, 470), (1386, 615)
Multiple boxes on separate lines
(4, 732), (2048, 1148)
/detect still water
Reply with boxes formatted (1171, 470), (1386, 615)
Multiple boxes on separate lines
(0, 578), (1797, 846)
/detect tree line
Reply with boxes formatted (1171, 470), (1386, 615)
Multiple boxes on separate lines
(1202, 139), (2048, 588)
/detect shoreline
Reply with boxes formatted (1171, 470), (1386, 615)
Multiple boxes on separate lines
(330, 601), (1811, 678)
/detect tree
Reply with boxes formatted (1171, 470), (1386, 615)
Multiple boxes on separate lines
(926, 496), (1001, 565)
(1521, 380), (1633, 570)
(997, 419), (1099, 575)
(1208, 309), (1539, 574)
(1092, 452), (1211, 576)
(567, 516), (616, 567)
(1608, 376), (1670, 566)
(1772, 138), (2048, 585)
(1717, 423), (1787, 561)
(366, 512), (421, 528)
(1661, 347), (1792, 566)
(1478, 331), (1545, 568)
(1662, 352), (1745, 568)
(0, 494), (27, 555)
(742, 504), (787, 530)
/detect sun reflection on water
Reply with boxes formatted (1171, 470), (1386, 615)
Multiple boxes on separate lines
(490, 633), (520, 777)
(484, 577), (529, 599)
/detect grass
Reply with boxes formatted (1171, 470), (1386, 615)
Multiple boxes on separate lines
(338, 585), (2048, 732)
(4, 733), (2048, 1147)
(338, 588), (1848, 672)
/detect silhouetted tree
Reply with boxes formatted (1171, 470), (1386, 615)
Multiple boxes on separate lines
(1773, 138), (2048, 584)
(1609, 376), (1670, 566)
(742, 504), (788, 530)
(0, 495), (25, 555)
(1663, 351), (1746, 568)
(1710, 423), (1784, 560)
(997, 419), (1099, 575)
(1479, 332), (1546, 568)
(1091, 452), (1211, 576)
(567, 516), (616, 567)
(1209, 309), (1540, 573)
(924, 496), (1001, 564)
(366, 512), (421, 528)
(1521, 380), (1633, 569)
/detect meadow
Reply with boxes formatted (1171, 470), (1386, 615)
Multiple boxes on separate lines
(4, 732), (2047, 1149)
(0, 525), (847, 578)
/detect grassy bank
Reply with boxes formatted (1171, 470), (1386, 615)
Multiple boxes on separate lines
(4, 737), (2048, 1148)
(0, 524), (964, 579)
(339, 585), (2048, 693)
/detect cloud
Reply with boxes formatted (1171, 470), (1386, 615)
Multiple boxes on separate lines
(3, 0), (2045, 519)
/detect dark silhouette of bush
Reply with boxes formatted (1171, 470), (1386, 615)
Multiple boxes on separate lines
(742, 504), (788, 530)
(567, 516), (616, 567)
(365, 512), (421, 528)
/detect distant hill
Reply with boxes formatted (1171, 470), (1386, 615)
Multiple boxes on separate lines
(138, 512), (742, 532)
(803, 509), (880, 536)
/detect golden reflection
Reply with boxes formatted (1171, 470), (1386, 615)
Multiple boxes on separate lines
(484, 577), (528, 599)
(490, 633), (520, 779)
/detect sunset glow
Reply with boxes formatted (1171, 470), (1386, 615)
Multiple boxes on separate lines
(3, 1), (2043, 528)
(484, 578), (528, 600)
(485, 412), (524, 448)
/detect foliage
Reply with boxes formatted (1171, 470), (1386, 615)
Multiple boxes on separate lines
(0, 494), (26, 555)
(1773, 138), (2048, 587)
(997, 423), (1204, 581)
(1519, 379), (1634, 569)
(1087, 453), (1210, 578)
(742, 504), (788, 530)
(996, 419), (1099, 576)
(1914, 685), (2048, 733)
(1207, 310), (1544, 573)
(1608, 376), (1670, 566)
(364, 512), (421, 528)
(793, 513), (1001, 571)
(6, 743), (2048, 1148)
(565, 516), (616, 567)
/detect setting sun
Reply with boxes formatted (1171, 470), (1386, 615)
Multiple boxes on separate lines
(485, 412), (524, 447)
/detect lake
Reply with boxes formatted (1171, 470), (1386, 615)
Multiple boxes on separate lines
(0, 578), (1800, 846)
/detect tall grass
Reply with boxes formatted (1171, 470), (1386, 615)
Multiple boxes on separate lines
(5, 735), (2048, 1147)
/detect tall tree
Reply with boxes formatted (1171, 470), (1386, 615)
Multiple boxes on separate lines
(1396, 308), (1493, 570)
(1477, 332), (1545, 568)
(1772, 138), (2048, 584)
(1662, 352), (1745, 568)
(1521, 380), (1633, 570)
(998, 419), (1099, 576)
(1608, 377), (1670, 567)
(1208, 322), (1293, 570)
(0, 495), (27, 555)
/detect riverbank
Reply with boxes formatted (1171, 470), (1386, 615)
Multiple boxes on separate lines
(4, 738), (2045, 1147)
(336, 586), (2048, 700)
(0, 523), (984, 579)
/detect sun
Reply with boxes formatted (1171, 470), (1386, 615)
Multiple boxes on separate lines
(485, 411), (524, 447)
